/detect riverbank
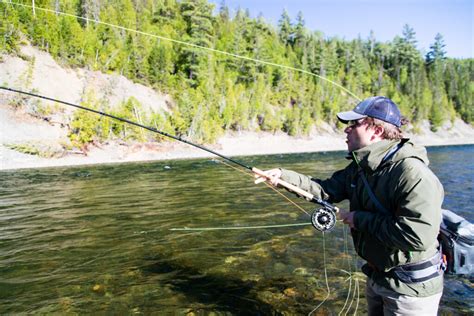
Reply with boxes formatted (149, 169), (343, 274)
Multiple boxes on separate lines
(2, 45), (473, 171)
(1, 111), (473, 171)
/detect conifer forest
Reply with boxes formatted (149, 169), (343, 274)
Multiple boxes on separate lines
(1, 0), (472, 145)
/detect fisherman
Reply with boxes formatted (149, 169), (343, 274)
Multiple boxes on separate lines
(256, 96), (445, 315)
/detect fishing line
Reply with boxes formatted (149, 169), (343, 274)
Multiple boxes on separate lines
(354, 277), (360, 315)
(336, 225), (361, 315)
(308, 232), (331, 316)
(340, 273), (360, 315)
(341, 228), (355, 315)
(216, 158), (311, 216)
(168, 158), (312, 231)
(170, 222), (311, 231)
(343, 220), (364, 313)
(338, 268), (363, 315)
(344, 276), (356, 315)
(347, 277), (358, 315)
(339, 268), (353, 315)
(3, 0), (361, 102)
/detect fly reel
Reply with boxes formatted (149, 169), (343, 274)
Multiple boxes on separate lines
(311, 207), (337, 232)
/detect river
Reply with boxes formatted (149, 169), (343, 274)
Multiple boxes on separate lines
(1, 144), (472, 314)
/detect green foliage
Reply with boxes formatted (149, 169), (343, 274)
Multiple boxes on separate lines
(149, 111), (175, 142)
(178, 0), (215, 86)
(148, 40), (175, 88)
(4, 0), (473, 145)
(5, 142), (42, 156)
(110, 97), (147, 141)
(429, 103), (444, 131)
(0, 3), (21, 54)
(5, 142), (64, 158)
(426, 33), (447, 65)
(69, 93), (103, 147)
(278, 9), (293, 46)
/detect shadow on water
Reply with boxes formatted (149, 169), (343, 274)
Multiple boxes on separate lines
(142, 257), (280, 315)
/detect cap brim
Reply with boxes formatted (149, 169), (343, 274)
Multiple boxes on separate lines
(336, 110), (367, 123)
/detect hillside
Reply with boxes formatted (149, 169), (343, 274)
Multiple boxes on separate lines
(2, 1), (473, 137)
(1, 45), (474, 170)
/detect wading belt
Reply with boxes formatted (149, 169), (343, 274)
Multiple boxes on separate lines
(389, 252), (444, 284)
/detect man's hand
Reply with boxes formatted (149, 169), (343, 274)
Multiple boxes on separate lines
(254, 168), (282, 186)
(338, 209), (356, 229)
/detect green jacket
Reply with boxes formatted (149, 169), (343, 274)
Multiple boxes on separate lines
(281, 139), (444, 296)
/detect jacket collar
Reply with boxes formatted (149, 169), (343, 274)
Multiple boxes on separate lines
(350, 139), (402, 172)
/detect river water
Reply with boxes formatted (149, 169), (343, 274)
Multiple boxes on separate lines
(1, 145), (472, 314)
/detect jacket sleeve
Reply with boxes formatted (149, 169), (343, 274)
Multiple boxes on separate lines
(354, 159), (444, 251)
(280, 167), (350, 203)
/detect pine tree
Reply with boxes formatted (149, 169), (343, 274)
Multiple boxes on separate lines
(227, 8), (255, 83)
(217, 0), (229, 22)
(0, 3), (21, 53)
(148, 40), (175, 88)
(278, 9), (293, 47)
(179, 0), (215, 87)
(77, 0), (100, 27)
(425, 33), (449, 128)
(426, 33), (446, 65)
(294, 11), (305, 49)
(390, 25), (421, 92)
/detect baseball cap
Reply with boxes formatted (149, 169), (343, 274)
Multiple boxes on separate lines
(337, 96), (402, 127)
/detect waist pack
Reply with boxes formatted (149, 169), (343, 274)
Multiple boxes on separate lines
(438, 209), (474, 275)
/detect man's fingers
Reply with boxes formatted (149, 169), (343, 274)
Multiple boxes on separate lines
(337, 209), (349, 220)
(253, 168), (282, 186)
(254, 176), (279, 185)
(337, 209), (356, 229)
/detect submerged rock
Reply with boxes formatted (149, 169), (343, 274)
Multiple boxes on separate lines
(224, 256), (238, 264)
(92, 284), (105, 295)
(283, 287), (298, 297)
(293, 267), (309, 276)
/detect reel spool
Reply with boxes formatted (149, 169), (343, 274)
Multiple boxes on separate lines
(311, 207), (336, 232)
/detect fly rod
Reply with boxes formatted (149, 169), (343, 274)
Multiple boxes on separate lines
(0, 86), (338, 231)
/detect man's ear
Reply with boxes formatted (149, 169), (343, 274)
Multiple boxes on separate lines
(372, 125), (384, 139)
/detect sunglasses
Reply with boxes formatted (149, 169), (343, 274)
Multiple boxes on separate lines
(347, 119), (366, 128)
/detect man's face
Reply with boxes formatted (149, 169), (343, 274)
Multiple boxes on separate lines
(344, 118), (377, 152)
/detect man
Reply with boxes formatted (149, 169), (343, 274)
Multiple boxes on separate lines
(257, 96), (444, 315)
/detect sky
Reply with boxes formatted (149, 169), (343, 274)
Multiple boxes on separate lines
(210, 0), (473, 58)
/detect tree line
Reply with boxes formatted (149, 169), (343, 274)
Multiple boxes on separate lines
(1, 0), (472, 146)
